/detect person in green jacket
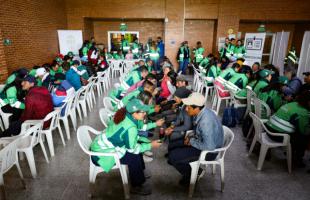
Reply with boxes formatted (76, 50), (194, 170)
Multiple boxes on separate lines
(0, 72), (27, 122)
(228, 65), (252, 89)
(124, 66), (149, 87)
(147, 42), (160, 72)
(204, 60), (221, 86)
(234, 39), (246, 58)
(177, 41), (190, 74)
(90, 99), (162, 195)
(193, 41), (204, 66)
(266, 90), (310, 166)
(113, 49), (125, 60)
(121, 35), (130, 56)
(252, 69), (274, 94)
(219, 63), (241, 81)
(132, 38), (140, 59)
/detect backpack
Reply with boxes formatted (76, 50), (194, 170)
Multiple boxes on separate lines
(222, 105), (236, 127)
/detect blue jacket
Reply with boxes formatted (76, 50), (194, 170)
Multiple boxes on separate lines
(190, 108), (224, 151)
(66, 68), (81, 91)
(158, 41), (165, 58)
(283, 77), (302, 97)
(173, 105), (192, 133)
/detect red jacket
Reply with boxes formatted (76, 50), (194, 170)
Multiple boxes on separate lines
(21, 87), (54, 128)
(160, 76), (170, 98)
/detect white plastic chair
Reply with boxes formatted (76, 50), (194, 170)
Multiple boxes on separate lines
(17, 122), (49, 178)
(58, 95), (76, 140)
(188, 126), (234, 197)
(0, 137), (26, 200)
(212, 84), (231, 115)
(103, 97), (118, 115)
(77, 126), (129, 199)
(99, 108), (113, 128)
(248, 112), (291, 173)
(111, 60), (123, 78)
(244, 86), (257, 120)
(0, 107), (12, 131)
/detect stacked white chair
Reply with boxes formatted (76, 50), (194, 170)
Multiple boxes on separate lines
(58, 95), (76, 140)
(0, 108), (12, 131)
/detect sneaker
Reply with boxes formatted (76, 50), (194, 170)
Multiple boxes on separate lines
(143, 155), (153, 163)
(144, 151), (153, 157)
(144, 169), (152, 179)
(130, 183), (152, 195)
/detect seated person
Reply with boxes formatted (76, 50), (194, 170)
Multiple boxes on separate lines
(1, 75), (54, 137)
(126, 73), (157, 95)
(282, 64), (302, 101)
(35, 67), (50, 88)
(49, 60), (63, 76)
(124, 65), (149, 87)
(228, 65), (252, 90)
(90, 99), (162, 195)
(113, 49), (124, 60)
(203, 59), (221, 86)
(66, 60), (87, 91)
(219, 63), (241, 81)
(97, 53), (109, 72)
(159, 65), (173, 100)
(164, 88), (193, 146)
(0, 69), (28, 122)
(168, 92), (224, 186)
(266, 90), (310, 166)
(51, 80), (75, 116)
(125, 49), (134, 60)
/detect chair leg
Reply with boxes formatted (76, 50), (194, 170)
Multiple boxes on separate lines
(188, 161), (199, 198)
(39, 139), (49, 163)
(212, 164), (216, 174)
(80, 102), (88, 117)
(70, 112), (77, 131)
(76, 104), (83, 121)
(287, 144), (292, 173)
(246, 125), (254, 139)
(24, 150), (37, 178)
(216, 99), (222, 115)
(220, 162), (225, 192)
(45, 131), (55, 157)
(0, 185), (6, 200)
(62, 118), (70, 140)
(257, 144), (269, 170)
(57, 125), (66, 146)
(120, 165), (130, 199)
(15, 163), (26, 189)
(248, 134), (257, 156)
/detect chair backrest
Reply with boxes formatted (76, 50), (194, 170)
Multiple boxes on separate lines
(61, 95), (75, 117)
(99, 108), (112, 128)
(21, 122), (42, 148)
(103, 97), (117, 112)
(0, 137), (20, 174)
(246, 87), (256, 110)
(249, 112), (265, 142)
(43, 110), (60, 131)
(253, 97), (271, 119)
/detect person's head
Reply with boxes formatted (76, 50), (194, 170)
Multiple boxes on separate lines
(157, 36), (162, 43)
(138, 60), (145, 66)
(176, 74), (188, 88)
(231, 63), (241, 72)
(225, 38), (229, 45)
(121, 35), (124, 39)
(167, 71), (177, 86)
(50, 60), (59, 71)
(196, 41), (202, 48)
(236, 57), (245, 66)
(296, 90), (310, 110)
(145, 73), (157, 85)
(182, 92), (205, 116)
(117, 49), (123, 55)
(143, 79), (155, 94)
(72, 60), (80, 67)
(163, 65), (172, 76)
(35, 68), (46, 79)
(240, 65), (253, 78)
(113, 99), (150, 124)
(139, 66), (149, 78)
(91, 37), (95, 43)
(21, 75), (36, 91)
(284, 64), (296, 80)
(237, 39), (242, 46)
(55, 57), (64, 66)
(303, 72), (310, 84)
(174, 87), (192, 104)
(146, 59), (153, 67)
(67, 51), (74, 59)
(252, 62), (261, 72)
(259, 69), (274, 82)
(137, 91), (153, 105)
(230, 38), (236, 45)
(183, 41), (188, 47)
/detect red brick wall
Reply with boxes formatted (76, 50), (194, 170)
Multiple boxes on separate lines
(0, 0), (67, 76)
(0, 30), (8, 82)
(93, 20), (164, 46)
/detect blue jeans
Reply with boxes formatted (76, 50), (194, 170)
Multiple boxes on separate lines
(178, 59), (189, 74)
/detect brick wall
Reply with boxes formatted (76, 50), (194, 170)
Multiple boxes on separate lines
(93, 20), (164, 46)
(0, 0), (67, 76)
(0, 30), (8, 82)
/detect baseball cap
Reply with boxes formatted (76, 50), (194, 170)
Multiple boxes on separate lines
(176, 74), (187, 82)
(278, 76), (288, 85)
(35, 68), (46, 77)
(126, 99), (150, 113)
(174, 87), (192, 99)
(303, 72), (310, 76)
(259, 69), (274, 78)
(67, 51), (74, 58)
(182, 92), (205, 107)
(23, 75), (36, 83)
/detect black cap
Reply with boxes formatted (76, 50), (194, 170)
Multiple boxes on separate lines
(72, 60), (80, 66)
(23, 75), (36, 83)
(303, 72), (310, 76)
(174, 87), (192, 99)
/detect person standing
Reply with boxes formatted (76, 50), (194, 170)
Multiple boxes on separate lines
(157, 36), (165, 59)
(177, 41), (190, 74)
(193, 41), (204, 66)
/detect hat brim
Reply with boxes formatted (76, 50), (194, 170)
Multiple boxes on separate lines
(182, 96), (193, 106)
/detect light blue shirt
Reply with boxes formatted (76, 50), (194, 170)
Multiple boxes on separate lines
(190, 108), (224, 151)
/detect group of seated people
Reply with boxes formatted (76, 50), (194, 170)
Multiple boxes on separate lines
(90, 57), (225, 195)
(0, 51), (99, 137)
(197, 54), (310, 168)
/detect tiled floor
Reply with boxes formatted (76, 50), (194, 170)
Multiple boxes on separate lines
(3, 78), (310, 200)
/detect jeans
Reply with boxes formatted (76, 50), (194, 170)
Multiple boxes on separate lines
(178, 59), (189, 74)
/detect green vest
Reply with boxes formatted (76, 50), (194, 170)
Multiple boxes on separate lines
(267, 102), (309, 135)
(0, 86), (25, 109)
(194, 47), (204, 63)
(228, 73), (248, 89)
(90, 114), (151, 172)
(50, 67), (63, 76)
(122, 39), (130, 52)
(149, 48), (160, 61)
(178, 46), (190, 62)
(219, 67), (236, 81)
(132, 42), (139, 55)
(124, 70), (142, 86)
(199, 57), (209, 68)
(113, 53), (124, 60)
(258, 90), (283, 116)
(252, 79), (269, 94)
(234, 46), (246, 58)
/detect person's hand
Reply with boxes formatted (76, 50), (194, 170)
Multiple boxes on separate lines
(151, 140), (162, 148)
(184, 137), (191, 146)
(156, 118), (165, 127)
(165, 127), (174, 136)
(154, 105), (161, 113)
(153, 88), (160, 96)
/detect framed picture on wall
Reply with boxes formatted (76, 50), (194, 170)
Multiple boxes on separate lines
(108, 31), (139, 52)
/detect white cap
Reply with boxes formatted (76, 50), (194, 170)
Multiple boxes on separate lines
(35, 68), (46, 77)
(182, 92), (205, 107)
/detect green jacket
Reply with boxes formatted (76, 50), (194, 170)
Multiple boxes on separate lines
(149, 48), (160, 61)
(219, 67), (236, 81)
(49, 67), (63, 76)
(82, 46), (89, 56)
(234, 46), (246, 58)
(90, 114), (151, 172)
(132, 42), (139, 55)
(258, 90), (284, 118)
(220, 44), (235, 58)
(0, 86), (25, 109)
(124, 70), (142, 86)
(252, 79), (269, 94)
(113, 53), (124, 60)
(228, 73), (248, 89)
(178, 46), (190, 62)
(121, 39), (130, 52)
(194, 47), (204, 63)
(266, 102), (309, 135)
(199, 57), (209, 68)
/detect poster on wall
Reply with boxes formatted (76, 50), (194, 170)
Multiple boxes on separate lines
(57, 30), (83, 55)
(244, 32), (266, 66)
